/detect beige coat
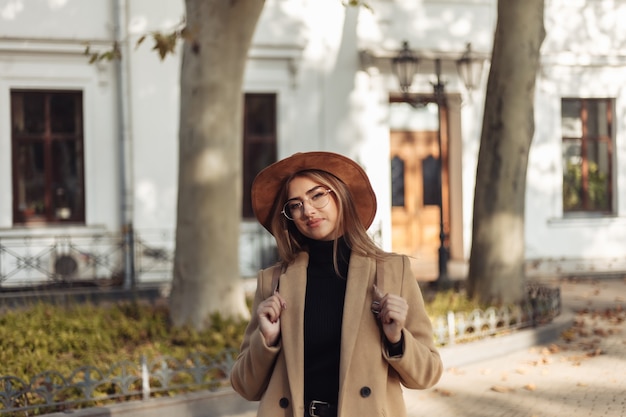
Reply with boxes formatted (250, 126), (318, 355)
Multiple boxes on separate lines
(230, 252), (443, 417)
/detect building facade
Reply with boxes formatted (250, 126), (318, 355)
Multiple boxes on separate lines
(1, 0), (625, 288)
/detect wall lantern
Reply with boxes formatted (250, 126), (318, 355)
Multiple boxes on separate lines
(456, 43), (484, 93)
(391, 41), (420, 94)
(391, 41), (484, 95)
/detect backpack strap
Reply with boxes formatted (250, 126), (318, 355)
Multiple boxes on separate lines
(271, 263), (283, 294)
(375, 258), (384, 293)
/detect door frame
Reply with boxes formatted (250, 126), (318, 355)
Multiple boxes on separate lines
(388, 93), (464, 277)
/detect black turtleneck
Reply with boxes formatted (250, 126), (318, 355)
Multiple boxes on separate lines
(303, 237), (351, 407)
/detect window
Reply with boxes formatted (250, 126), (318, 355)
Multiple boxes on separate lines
(390, 155), (405, 207)
(561, 98), (613, 213)
(242, 93), (277, 218)
(11, 90), (85, 224)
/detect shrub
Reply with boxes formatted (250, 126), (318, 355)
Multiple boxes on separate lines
(0, 300), (248, 382)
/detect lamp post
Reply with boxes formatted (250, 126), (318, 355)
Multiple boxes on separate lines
(391, 41), (482, 289)
(431, 57), (449, 288)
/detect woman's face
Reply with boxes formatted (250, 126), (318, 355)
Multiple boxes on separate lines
(285, 176), (339, 241)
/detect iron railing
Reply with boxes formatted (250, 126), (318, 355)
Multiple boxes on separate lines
(0, 227), (275, 289)
(0, 350), (237, 415)
(432, 283), (561, 345)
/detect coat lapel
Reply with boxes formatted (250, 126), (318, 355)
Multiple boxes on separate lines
(339, 254), (375, 384)
(280, 252), (309, 411)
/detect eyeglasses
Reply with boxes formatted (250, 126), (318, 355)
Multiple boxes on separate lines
(281, 187), (333, 220)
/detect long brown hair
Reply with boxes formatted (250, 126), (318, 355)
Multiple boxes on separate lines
(269, 170), (386, 273)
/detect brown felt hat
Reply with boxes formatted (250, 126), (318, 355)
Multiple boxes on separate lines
(251, 151), (377, 233)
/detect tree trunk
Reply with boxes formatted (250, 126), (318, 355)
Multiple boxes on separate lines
(467, 0), (545, 305)
(169, 0), (264, 329)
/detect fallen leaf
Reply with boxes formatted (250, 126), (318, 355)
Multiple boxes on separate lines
(435, 388), (454, 397)
(594, 328), (608, 337)
(561, 329), (577, 342)
(491, 385), (515, 393)
(547, 344), (561, 353)
(586, 348), (603, 357)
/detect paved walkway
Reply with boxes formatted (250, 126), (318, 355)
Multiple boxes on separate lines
(404, 276), (626, 417)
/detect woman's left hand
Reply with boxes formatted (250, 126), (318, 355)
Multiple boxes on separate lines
(374, 287), (408, 344)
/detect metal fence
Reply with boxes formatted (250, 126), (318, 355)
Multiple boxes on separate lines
(0, 350), (237, 415)
(0, 227), (275, 289)
(0, 231), (163, 288)
(432, 283), (562, 346)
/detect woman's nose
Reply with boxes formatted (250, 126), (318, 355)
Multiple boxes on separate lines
(302, 200), (317, 216)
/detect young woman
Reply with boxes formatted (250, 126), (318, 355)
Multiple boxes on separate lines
(230, 151), (442, 417)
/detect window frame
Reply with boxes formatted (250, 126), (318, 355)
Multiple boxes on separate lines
(11, 89), (86, 225)
(561, 97), (614, 215)
(242, 93), (277, 219)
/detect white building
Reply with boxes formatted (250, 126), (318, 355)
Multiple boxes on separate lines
(1, 0), (624, 288)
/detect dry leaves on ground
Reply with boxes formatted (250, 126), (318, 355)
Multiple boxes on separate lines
(490, 385), (515, 393)
(434, 388), (454, 397)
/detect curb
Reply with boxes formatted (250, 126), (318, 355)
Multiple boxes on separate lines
(41, 389), (258, 417)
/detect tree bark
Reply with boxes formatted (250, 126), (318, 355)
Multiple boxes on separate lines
(169, 0), (264, 329)
(467, 0), (545, 305)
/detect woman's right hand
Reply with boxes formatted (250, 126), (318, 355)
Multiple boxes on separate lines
(257, 291), (286, 346)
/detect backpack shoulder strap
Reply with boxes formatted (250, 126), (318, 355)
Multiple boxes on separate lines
(375, 258), (384, 293)
(271, 263), (283, 294)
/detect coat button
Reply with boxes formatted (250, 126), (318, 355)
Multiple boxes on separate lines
(359, 387), (371, 397)
(279, 397), (290, 408)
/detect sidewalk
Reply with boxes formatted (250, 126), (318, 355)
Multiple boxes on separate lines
(404, 276), (626, 417)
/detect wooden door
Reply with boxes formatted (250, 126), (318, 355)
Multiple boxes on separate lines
(390, 130), (448, 279)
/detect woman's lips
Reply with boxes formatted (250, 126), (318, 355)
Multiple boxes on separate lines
(307, 218), (323, 228)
